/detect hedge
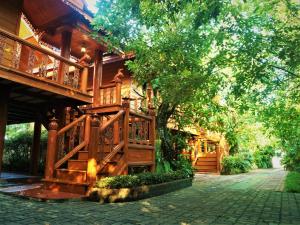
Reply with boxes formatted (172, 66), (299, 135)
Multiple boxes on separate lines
(95, 170), (193, 189)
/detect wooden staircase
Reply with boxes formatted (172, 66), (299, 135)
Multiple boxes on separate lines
(194, 152), (218, 173)
(43, 109), (129, 195)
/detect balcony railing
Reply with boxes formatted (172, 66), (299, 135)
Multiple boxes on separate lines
(0, 28), (88, 92)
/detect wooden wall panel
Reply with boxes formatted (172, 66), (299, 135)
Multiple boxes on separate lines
(0, 0), (22, 35)
(128, 148), (154, 163)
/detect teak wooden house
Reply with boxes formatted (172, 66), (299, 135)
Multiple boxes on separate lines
(0, 0), (156, 195)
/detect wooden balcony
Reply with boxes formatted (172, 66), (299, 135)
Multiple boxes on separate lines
(0, 28), (93, 124)
(0, 28), (92, 106)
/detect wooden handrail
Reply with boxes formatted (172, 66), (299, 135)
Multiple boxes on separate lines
(58, 114), (87, 136)
(0, 28), (83, 69)
(100, 110), (125, 133)
(99, 83), (116, 89)
(97, 141), (125, 173)
(54, 141), (87, 169)
(129, 111), (152, 121)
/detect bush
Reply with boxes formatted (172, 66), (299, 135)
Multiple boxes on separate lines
(285, 171), (300, 193)
(171, 154), (194, 178)
(254, 146), (275, 168)
(3, 129), (47, 173)
(281, 147), (300, 172)
(221, 152), (254, 175)
(155, 139), (172, 173)
(95, 170), (193, 189)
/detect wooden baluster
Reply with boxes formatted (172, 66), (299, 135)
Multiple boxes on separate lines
(12, 42), (21, 69)
(45, 117), (58, 179)
(103, 88), (106, 105)
(84, 114), (91, 151)
(0, 34), (6, 64)
(110, 87), (114, 104)
(132, 117), (136, 144)
(52, 58), (58, 81)
(27, 49), (36, 74)
(115, 81), (122, 105)
(72, 68), (80, 89)
(39, 54), (48, 77)
(87, 114), (100, 184)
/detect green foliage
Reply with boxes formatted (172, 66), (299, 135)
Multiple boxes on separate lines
(3, 125), (47, 173)
(171, 154), (194, 178)
(95, 170), (192, 189)
(221, 152), (254, 175)
(282, 148), (300, 172)
(155, 139), (172, 173)
(254, 146), (275, 169)
(285, 171), (300, 193)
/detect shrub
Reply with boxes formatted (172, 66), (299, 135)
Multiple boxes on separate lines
(3, 129), (47, 173)
(281, 147), (300, 172)
(221, 152), (253, 175)
(171, 154), (194, 178)
(285, 171), (300, 193)
(254, 146), (275, 168)
(95, 170), (192, 189)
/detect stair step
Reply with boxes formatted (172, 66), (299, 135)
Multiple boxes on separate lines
(194, 165), (217, 170)
(68, 160), (87, 170)
(78, 151), (88, 160)
(43, 179), (89, 195)
(56, 169), (87, 183)
(196, 161), (217, 166)
(198, 157), (217, 162)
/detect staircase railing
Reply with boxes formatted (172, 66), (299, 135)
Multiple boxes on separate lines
(55, 114), (90, 169)
(129, 111), (154, 146)
(97, 110), (125, 173)
(45, 114), (91, 179)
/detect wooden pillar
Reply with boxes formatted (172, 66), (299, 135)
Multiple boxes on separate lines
(216, 143), (221, 173)
(87, 114), (99, 184)
(0, 86), (10, 174)
(58, 30), (72, 84)
(30, 119), (41, 175)
(45, 117), (58, 180)
(122, 98), (130, 175)
(93, 50), (103, 106)
(80, 67), (88, 93)
(148, 106), (156, 172)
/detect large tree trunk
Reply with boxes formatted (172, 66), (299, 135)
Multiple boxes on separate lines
(156, 102), (177, 162)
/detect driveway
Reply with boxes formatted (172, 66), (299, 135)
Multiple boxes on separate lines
(0, 168), (299, 225)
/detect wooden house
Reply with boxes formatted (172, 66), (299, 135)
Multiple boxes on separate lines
(0, 0), (155, 195)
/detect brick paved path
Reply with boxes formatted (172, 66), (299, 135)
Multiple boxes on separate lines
(0, 168), (299, 225)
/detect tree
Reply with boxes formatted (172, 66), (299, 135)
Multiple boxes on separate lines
(93, 0), (300, 164)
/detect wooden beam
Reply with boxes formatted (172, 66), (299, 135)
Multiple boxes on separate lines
(30, 119), (42, 175)
(58, 30), (73, 84)
(0, 86), (10, 174)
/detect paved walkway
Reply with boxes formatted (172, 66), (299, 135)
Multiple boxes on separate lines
(0, 168), (299, 225)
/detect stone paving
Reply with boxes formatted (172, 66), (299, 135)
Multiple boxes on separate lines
(0, 168), (299, 225)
